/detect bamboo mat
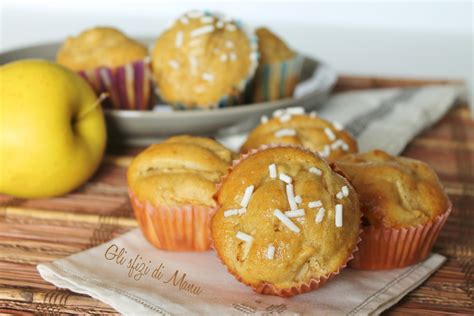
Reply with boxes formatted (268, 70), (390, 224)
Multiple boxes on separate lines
(1, 76), (473, 315)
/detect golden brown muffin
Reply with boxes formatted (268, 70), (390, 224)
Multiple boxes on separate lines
(211, 146), (361, 296)
(256, 27), (295, 64)
(241, 108), (357, 162)
(128, 135), (232, 207)
(57, 27), (148, 71)
(151, 11), (258, 108)
(336, 150), (450, 228)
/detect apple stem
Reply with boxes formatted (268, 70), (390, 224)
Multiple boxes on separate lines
(76, 93), (109, 121)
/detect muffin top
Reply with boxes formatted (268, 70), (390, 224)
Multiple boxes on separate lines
(151, 11), (258, 108)
(256, 27), (295, 63)
(127, 135), (232, 207)
(336, 150), (450, 228)
(212, 146), (361, 292)
(241, 108), (358, 162)
(57, 27), (148, 71)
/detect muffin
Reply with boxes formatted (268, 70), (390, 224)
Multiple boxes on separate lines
(335, 150), (451, 269)
(57, 27), (153, 110)
(251, 27), (303, 102)
(151, 11), (258, 109)
(241, 107), (357, 162)
(211, 146), (361, 296)
(127, 135), (232, 251)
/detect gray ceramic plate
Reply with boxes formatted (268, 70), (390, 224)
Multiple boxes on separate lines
(0, 40), (337, 145)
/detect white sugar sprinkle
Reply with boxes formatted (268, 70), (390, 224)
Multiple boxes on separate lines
(216, 21), (224, 29)
(342, 142), (350, 151)
(225, 40), (235, 48)
(279, 113), (292, 122)
(279, 173), (292, 184)
(268, 163), (277, 179)
(240, 185), (254, 208)
(333, 121), (343, 131)
(200, 16), (214, 23)
(342, 186), (349, 197)
(274, 209), (300, 233)
(189, 56), (198, 70)
(286, 107), (305, 115)
(324, 127), (336, 141)
(331, 139), (347, 150)
(226, 24), (237, 31)
(294, 195), (302, 204)
(238, 208), (247, 215)
(335, 204), (343, 227)
(319, 145), (331, 158)
(315, 207), (325, 223)
(236, 231), (253, 243)
(285, 209), (305, 218)
(175, 31), (183, 48)
(273, 109), (285, 117)
(286, 184), (297, 210)
(309, 167), (322, 176)
(336, 192), (344, 199)
(275, 129), (296, 138)
(266, 245), (275, 260)
(168, 60), (179, 69)
(261, 115), (269, 124)
(191, 25), (215, 37)
(309, 111), (318, 118)
(202, 72), (214, 82)
(224, 209), (239, 217)
(220, 54), (228, 62)
(308, 200), (322, 208)
(229, 52), (237, 61)
(180, 17), (189, 25)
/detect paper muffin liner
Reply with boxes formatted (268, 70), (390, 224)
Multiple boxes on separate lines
(79, 58), (153, 110)
(211, 144), (362, 296)
(349, 202), (452, 270)
(129, 190), (214, 251)
(251, 54), (304, 102)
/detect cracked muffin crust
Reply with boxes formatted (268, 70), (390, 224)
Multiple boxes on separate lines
(127, 135), (233, 251)
(128, 135), (232, 208)
(211, 146), (361, 295)
(335, 150), (450, 228)
(241, 109), (358, 162)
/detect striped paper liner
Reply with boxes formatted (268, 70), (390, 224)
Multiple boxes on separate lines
(252, 54), (304, 102)
(79, 59), (153, 110)
(349, 203), (452, 270)
(129, 189), (214, 251)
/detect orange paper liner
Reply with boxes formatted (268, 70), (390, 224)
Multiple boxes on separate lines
(129, 190), (214, 251)
(211, 144), (362, 296)
(349, 202), (452, 270)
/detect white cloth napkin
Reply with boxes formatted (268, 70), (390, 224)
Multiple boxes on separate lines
(38, 229), (445, 316)
(218, 84), (467, 153)
(38, 83), (466, 315)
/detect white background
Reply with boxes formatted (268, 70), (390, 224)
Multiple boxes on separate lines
(1, 0), (472, 93)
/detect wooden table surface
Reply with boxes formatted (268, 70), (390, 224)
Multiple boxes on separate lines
(1, 76), (473, 315)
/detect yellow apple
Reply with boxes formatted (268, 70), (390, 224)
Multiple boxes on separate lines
(0, 59), (107, 198)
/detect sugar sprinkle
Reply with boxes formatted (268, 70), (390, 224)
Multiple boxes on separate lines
(341, 186), (349, 197)
(285, 209), (305, 218)
(224, 209), (239, 217)
(335, 204), (343, 227)
(286, 184), (297, 210)
(236, 231), (253, 243)
(308, 200), (322, 208)
(268, 163), (277, 178)
(266, 245), (275, 260)
(309, 167), (322, 176)
(294, 195), (302, 204)
(324, 127), (336, 141)
(190, 25), (215, 37)
(168, 60), (179, 69)
(315, 208), (325, 223)
(202, 72), (215, 82)
(261, 115), (269, 124)
(274, 209), (300, 233)
(226, 24), (237, 31)
(240, 185), (254, 208)
(175, 31), (183, 48)
(279, 173), (292, 184)
(275, 129), (296, 138)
